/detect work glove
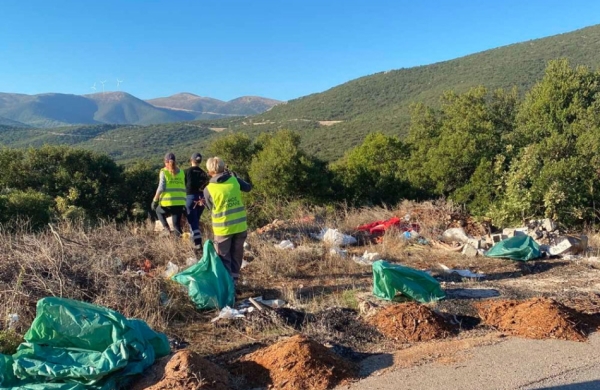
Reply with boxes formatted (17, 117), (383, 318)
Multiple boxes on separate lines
(151, 200), (159, 211)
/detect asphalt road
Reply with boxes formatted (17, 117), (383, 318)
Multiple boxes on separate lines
(344, 334), (600, 390)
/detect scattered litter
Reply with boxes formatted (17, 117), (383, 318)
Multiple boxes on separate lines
(259, 298), (287, 308)
(163, 261), (180, 278)
(438, 264), (485, 278)
(243, 241), (250, 250)
(241, 260), (250, 269)
(475, 298), (586, 341)
(549, 235), (588, 256)
(485, 235), (541, 261)
(330, 248), (348, 258)
(275, 240), (295, 250)
(357, 217), (420, 235)
(233, 334), (357, 390)
(211, 306), (249, 322)
(352, 251), (381, 266)
(314, 228), (357, 247)
(140, 259), (153, 273)
(372, 260), (445, 303)
(185, 257), (198, 266)
(441, 227), (470, 244)
(368, 302), (450, 342)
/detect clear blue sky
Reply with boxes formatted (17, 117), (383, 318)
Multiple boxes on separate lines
(1, 0), (600, 101)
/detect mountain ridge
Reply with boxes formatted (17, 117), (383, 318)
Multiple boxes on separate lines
(0, 91), (281, 128)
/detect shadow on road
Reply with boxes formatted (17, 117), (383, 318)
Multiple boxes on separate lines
(535, 380), (600, 389)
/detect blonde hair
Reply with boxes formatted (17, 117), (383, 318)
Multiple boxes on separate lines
(206, 157), (225, 174)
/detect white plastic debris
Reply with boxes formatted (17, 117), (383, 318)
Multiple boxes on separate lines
(439, 263), (485, 278)
(275, 240), (295, 250)
(7, 314), (18, 330)
(314, 228), (357, 247)
(163, 261), (180, 278)
(260, 299), (286, 308)
(441, 228), (470, 244)
(210, 306), (247, 323)
(243, 241), (250, 250)
(352, 251), (381, 266)
(241, 260), (250, 269)
(329, 248), (348, 258)
(185, 257), (198, 266)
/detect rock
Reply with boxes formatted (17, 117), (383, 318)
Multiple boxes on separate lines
(442, 228), (469, 244)
(462, 244), (479, 257)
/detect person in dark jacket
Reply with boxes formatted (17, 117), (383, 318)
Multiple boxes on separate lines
(184, 153), (209, 254)
(203, 157), (251, 284)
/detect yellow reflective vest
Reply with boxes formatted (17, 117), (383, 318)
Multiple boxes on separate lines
(159, 169), (186, 207)
(206, 176), (247, 236)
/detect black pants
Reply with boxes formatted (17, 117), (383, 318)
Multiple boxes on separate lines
(155, 205), (185, 236)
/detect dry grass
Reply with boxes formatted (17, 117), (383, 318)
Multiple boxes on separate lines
(0, 221), (199, 334)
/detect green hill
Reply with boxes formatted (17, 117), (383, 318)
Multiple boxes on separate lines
(229, 24), (600, 160)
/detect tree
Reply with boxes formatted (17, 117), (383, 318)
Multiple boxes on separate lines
(207, 133), (255, 180)
(249, 130), (330, 201)
(332, 132), (412, 205)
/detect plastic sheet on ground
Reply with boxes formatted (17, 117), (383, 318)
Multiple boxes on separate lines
(441, 227), (470, 244)
(313, 228), (357, 247)
(485, 235), (541, 261)
(172, 239), (235, 310)
(372, 260), (445, 303)
(0, 297), (170, 389)
(439, 263), (485, 278)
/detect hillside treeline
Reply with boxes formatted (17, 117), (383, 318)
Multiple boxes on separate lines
(2, 59), (599, 228)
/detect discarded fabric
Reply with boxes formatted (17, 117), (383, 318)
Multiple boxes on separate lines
(0, 297), (170, 389)
(439, 263), (485, 278)
(172, 240), (235, 310)
(357, 217), (420, 236)
(314, 228), (357, 247)
(372, 260), (445, 303)
(485, 235), (541, 261)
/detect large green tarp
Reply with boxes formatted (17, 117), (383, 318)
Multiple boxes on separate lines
(485, 235), (541, 261)
(0, 297), (170, 390)
(372, 260), (445, 303)
(172, 239), (235, 310)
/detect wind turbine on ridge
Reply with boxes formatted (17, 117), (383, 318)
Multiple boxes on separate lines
(116, 79), (123, 90)
(90, 83), (97, 92)
(100, 80), (107, 94)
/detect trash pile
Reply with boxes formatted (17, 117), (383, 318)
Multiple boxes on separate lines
(0, 297), (170, 389)
(437, 218), (588, 261)
(232, 334), (356, 390)
(475, 298), (586, 341)
(368, 302), (451, 342)
(131, 350), (230, 390)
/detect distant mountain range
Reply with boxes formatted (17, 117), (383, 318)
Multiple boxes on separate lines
(0, 92), (281, 128)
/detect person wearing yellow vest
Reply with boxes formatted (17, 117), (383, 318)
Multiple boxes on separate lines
(151, 152), (186, 236)
(203, 157), (252, 284)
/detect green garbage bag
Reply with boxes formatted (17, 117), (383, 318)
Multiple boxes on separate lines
(372, 260), (445, 303)
(172, 239), (235, 310)
(485, 235), (541, 261)
(0, 297), (170, 390)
